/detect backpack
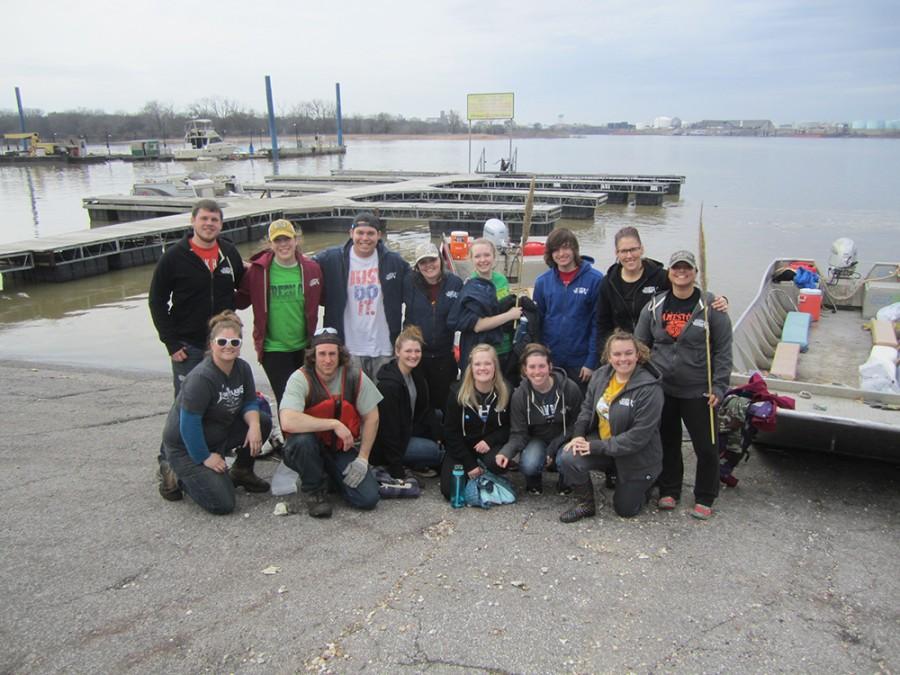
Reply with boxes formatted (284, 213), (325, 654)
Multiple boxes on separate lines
(464, 469), (517, 508)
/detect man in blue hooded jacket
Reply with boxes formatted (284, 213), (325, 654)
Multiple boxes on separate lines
(314, 212), (409, 380)
(533, 228), (604, 391)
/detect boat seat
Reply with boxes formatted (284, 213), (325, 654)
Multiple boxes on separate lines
(871, 319), (898, 348)
(770, 342), (801, 380)
(781, 311), (811, 352)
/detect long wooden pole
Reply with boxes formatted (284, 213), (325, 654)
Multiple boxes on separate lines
(699, 203), (716, 443)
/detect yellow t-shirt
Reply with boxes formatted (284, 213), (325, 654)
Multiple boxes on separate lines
(596, 377), (627, 440)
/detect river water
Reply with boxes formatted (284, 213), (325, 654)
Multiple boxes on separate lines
(0, 135), (897, 376)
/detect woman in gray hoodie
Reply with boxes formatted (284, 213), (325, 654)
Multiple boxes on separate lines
(496, 344), (583, 494)
(559, 331), (664, 521)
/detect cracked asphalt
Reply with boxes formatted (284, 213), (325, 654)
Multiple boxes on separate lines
(1, 360), (898, 673)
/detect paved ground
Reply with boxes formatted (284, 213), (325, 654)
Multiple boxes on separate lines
(0, 360), (897, 674)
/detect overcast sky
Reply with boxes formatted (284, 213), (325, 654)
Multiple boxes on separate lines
(3, 0), (898, 125)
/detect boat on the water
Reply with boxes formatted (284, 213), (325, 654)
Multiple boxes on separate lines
(731, 255), (899, 462)
(173, 119), (242, 160)
(131, 172), (246, 198)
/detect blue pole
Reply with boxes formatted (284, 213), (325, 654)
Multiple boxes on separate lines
(265, 75), (279, 163)
(15, 87), (26, 133)
(335, 82), (344, 147)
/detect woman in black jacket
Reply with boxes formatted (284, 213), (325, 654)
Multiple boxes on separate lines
(558, 330), (664, 522)
(402, 242), (464, 413)
(372, 326), (444, 479)
(439, 344), (511, 500)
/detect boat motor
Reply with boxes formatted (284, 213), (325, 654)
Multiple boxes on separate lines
(483, 218), (510, 251)
(827, 237), (858, 284)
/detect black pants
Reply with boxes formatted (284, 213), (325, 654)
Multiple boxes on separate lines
(659, 395), (720, 507)
(417, 351), (458, 412)
(261, 349), (305, 407)
(558, 449), (656, 518)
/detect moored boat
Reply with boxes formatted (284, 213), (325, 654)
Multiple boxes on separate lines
(731, 255), (900, 462)
(173, 119), (242, 160)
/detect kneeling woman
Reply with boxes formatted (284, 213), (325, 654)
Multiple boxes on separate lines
(495, 344), (583, 494)
(373, 326), (444, 479)
(558, 331), (663, 522)
(159, 311), (272, 514)
(440, 344), (511, 500)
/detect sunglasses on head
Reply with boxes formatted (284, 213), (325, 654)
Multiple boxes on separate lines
(313, 327), (338, 336)
(214, 337), (242, 348)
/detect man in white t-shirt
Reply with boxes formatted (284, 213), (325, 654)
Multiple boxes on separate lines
(314, 211), (409, 380)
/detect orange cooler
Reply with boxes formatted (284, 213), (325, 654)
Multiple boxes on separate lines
(449, 231), (469, 260)
(798, 288), (823, 321)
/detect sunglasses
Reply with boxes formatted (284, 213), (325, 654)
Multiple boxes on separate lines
(313, 327), (338, 336)
(214, 337), (242, 348)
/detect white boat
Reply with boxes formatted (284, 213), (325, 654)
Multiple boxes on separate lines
(131, 172), (246, 198)
(731, 255), (900, 462)
(173, 119), (242, 160)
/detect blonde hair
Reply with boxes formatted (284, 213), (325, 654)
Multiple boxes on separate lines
(469, 237), (496, 258)
(395, 325), (424, 353)
(208, 310), (243, 340)
(457, 344), (509, 410)
(602, 330), (650, 365)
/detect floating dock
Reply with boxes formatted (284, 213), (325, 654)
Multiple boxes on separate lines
(3, 170), (682, 287)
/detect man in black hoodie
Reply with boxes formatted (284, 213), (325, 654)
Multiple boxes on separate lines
(149, 199), (249, 498)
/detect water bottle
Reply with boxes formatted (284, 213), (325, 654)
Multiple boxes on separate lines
(514, 315), (529, 346)
(451, 464), (466, 508)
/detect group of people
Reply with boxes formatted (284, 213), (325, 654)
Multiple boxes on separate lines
(149, 199), (732, 523)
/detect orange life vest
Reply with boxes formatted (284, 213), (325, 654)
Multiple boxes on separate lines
(301, 365), (363, 450)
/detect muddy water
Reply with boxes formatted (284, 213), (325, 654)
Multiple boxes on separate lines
(0, 136), (897, 377)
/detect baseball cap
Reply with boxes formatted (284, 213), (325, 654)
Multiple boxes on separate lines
(669, 250), (697, 268)
(351, 211), (382, 231)
(311, 326), (342, 348)
(268, 219), (296, 241)
(414, 242), (440, 265)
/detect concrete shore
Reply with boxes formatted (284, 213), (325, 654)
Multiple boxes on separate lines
(1, 360), (897, 673)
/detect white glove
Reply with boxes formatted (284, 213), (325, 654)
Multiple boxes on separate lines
(342, 457), (369, 488)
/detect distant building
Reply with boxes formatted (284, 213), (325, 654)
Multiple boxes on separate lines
(687, 119), (775, 136)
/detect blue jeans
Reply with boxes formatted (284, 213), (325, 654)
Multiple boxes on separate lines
(404, 436), (444, 469)
(164, 412), (272, 515)
(519, 439), (550, 477)
(282, 433), (379, 510)
(171, 343), (206, 397)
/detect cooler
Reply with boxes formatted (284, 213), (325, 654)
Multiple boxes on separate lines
(449, 231), (469, 260)
(798, 288), (823, 321)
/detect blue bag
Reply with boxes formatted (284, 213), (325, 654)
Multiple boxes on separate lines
(463, 469), (517, 508)
(792, 267), (819, 290)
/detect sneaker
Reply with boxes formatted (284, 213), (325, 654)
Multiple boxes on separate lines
(691, 504), (713, 520)
(157, 461), (183, 502)
(525, 475), (543, 495)
(410, 467), (439, 479)
(556, 477), (572, 496)
(305, 488), (333, 518)
(657, 496), (677, 511)
(230, 466), (271, 493)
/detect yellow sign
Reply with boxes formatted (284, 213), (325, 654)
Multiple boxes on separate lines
(467, 93), (515, 121)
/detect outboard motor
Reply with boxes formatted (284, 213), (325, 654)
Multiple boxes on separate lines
(483, 218), (510, 250)
(827, 237), (858, 283)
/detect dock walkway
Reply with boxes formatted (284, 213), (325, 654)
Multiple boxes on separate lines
(4, 170), (680, 286)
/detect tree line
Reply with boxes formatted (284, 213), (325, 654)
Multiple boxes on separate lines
(0, 98), (584, 142)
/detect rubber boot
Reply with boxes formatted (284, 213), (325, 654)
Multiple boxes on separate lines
(559, 479), (596, 523)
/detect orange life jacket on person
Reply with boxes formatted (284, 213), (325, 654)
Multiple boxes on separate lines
(302, 364), (363, 450)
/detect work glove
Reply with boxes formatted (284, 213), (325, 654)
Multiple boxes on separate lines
(342, 456), (369, 488)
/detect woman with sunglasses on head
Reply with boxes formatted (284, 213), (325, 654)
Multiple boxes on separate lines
(558, 331), (663, 523)
(159, 311), (272, 514)
(495, 344), (583, 495)
(372, 326), (444, 480)
(235, 219), (323, 407)
(439, 344), (511, 500)
(634, 251), (733, 520)
(595, 226), (728, 357)
(448, 235), (523, 385)
(402, 242), (464, 414)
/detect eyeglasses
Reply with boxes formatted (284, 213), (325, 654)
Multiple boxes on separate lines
(313, 327), (338, 336)
(214, 337), (242, 348)
(617, 246), (642, 256)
